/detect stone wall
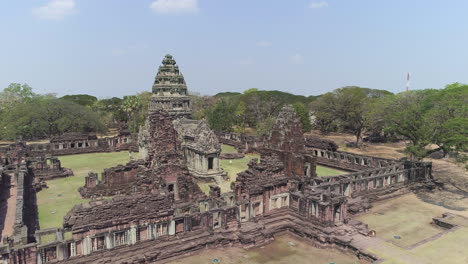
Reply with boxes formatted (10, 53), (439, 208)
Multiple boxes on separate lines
(34, 207), (376, 264)
(308, 148), (398, 171)
(29, 156), (73, 181)
(27, 133), (137, 157)
(0, 163), (39, 264)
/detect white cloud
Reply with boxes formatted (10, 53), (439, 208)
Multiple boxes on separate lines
(32, 0), (76, 20)
(289, 54), (304, 64)
(309, 1), (328, 9)
(256, 40), (273, 47)
(150, 0), (199, 14)
(237, 58), (255, 65)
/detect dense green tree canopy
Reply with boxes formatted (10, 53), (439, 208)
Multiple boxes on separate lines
(61, 94), (97, 107)
(0, 97), (105, 140)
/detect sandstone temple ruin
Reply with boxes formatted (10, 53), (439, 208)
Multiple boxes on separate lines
(0, 55), (435, 264)
(139, 54), (225, 180)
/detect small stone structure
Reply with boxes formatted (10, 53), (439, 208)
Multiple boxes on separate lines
(139, 54), (225, 180)
(29, 156), (73, 181)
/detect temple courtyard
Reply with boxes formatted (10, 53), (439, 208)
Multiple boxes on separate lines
(355, 194), (468, 264)
(169, 234), (365, 264)
(36, 152), (131, 229)
(37, 145), (347, 229)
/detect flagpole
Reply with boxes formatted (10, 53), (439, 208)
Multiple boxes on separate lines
(406, 72), (411, 92)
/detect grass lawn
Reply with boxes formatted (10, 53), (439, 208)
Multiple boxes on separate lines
(221, 144), (238, 154)
(171, 234), (364, 264)
(316, 165), (348, 177)
(37, 152), (130, 229)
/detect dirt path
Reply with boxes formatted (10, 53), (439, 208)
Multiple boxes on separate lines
(1, 175), (17, 240)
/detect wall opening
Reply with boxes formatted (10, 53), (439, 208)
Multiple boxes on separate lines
(208, 157), (214, 170)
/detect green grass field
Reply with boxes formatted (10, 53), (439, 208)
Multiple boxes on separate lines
(316, 165), (347, 177)
(37, 152), (130, 229)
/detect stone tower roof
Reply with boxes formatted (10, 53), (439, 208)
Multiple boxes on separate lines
(149, 54), (192, 119)
(152, 54), (187, 96)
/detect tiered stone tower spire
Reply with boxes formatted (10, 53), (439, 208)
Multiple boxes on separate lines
(149, 54), (192, 119)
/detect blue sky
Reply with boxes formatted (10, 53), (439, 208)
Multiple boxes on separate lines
(1, 0), (467, 98)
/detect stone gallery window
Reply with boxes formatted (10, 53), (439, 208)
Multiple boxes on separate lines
(208, 157), (214, 170)
(41, 247), (57, 263)
(175, 219), (184, 233)
(168, 184), (174, 192)
(252, 202), (262, 216)
(281, 196), (288, 207)
(91, 236), (106, 252)
(213, 212), (221, 229)
(271, 198), (278, 209)
(67, 242), (76, 257)
(113, 231), (128, 247)
(240, 204), (248, 222)
(155, 222), (168, 237)
(135, 227), (141, 242)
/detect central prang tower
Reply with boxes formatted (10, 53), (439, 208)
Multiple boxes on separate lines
(149, 54), (192, 119)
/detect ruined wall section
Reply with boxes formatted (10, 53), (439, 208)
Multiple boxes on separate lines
(27, 132), (137, 157)
(29, 156), (73, 181)
(64, 194), (175, 234)
(80, 111), (205, 201)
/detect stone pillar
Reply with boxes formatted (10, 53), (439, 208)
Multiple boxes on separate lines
(147, 224), (153, 240)
(202, 157), (207, 172)
(37, 251), (43, 264)
(82, 237), (91, 255)
(69, 242), (76, 257)
(129, 226), (137, 245)
(105, 233), (113, 249)
(57, 244), (65, 261)
(169, 220), (176, 235)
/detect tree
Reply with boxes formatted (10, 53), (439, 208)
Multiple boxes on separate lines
(207, 99), (236, 132)
(310, 93), (338, 134)
(292, 102), (312, 132)
(0, 83), (36, 111)
(0, 97), (105, 140)
(93, 97), (127, 126)
(381, 84), (467, 160)
(234, 101), (247, 133)
(121, 96), (142, 133)
(61, 94), (97, 107)
(311, 86), (382, 145)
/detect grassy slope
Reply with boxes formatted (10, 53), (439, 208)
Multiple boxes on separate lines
(37, 152), (130, 229)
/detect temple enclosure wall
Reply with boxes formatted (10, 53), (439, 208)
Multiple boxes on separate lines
(25, 133), (137, 157)
(0, 163), (39, 264)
